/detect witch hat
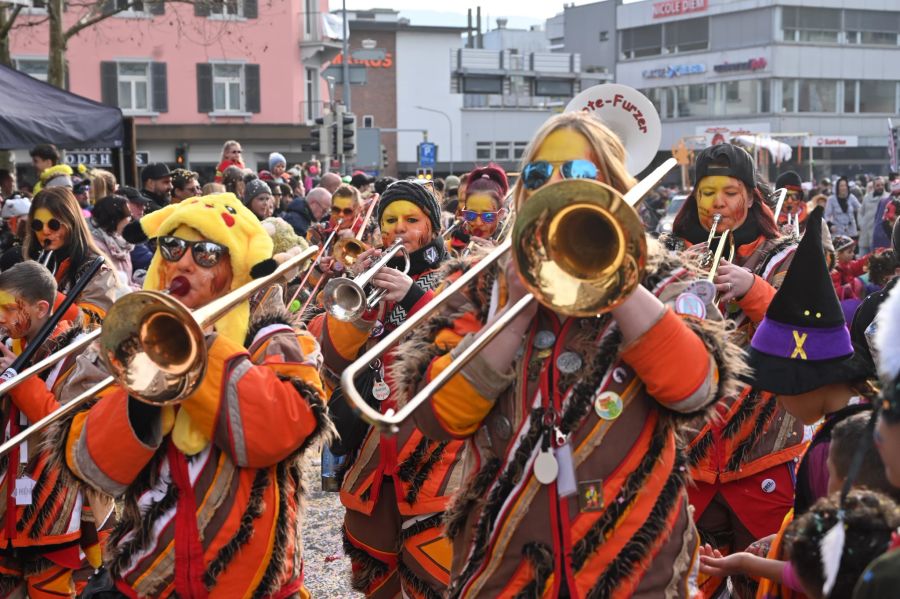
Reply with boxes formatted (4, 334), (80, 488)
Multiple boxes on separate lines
(748, 206), (867, 395)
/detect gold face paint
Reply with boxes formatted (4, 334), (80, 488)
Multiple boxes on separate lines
(524, 128), (604, 203)
(380, 200), (432, 253)
(0, 290), (34, 340)
(696, 175), (750, 232)
(462, 193), (500, 238)
(32, 207), (68, 251)
(330, 195), (359, 230)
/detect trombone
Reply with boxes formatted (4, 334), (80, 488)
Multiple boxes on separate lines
(323, 238), (410, 321)
(339, 158), (677, 433)
(0, 244), (320, 458)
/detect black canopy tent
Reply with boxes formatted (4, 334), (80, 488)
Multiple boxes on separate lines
(0, 62), (123, 150)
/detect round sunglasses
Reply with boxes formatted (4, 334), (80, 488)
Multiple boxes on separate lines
(158, 236), (229, 268)
(521, 159), (599, 190)
(31, 217), (63, 233)
(331, 206), (355, 217)
(461, 210), (499, 224)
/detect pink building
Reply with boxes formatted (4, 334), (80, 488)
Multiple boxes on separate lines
(9, 0), (338, 180)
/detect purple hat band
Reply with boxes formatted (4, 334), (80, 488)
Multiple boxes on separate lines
(751, 317), (852, 362)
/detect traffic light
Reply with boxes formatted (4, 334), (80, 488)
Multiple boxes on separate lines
(380, 144), (389, 171)
(330, 121), (339, 161)
(308, 114), (333, 156)
(334, 104), (357, 157)
(416, 167), (433, 180)
(175, 145), (187, 168)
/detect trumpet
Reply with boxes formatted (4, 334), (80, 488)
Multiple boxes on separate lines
(701, 213), (735, 281)
(0, 244), (320, 458)
(339, 158), (677, 433)
(323, 238), (410, 321)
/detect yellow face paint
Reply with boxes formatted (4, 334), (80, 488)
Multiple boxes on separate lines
(696, 175), (750, 232)
(330, 195), (358, 230)
(0, 290), (16, 307)
(33, 208), (55, 225)
(0, 289), (33, 339)
(523, 128), (603, 204)
(380, 200), (432, 253)
(462, 193), (500, 238)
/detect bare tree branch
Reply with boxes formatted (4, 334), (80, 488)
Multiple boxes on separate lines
(0, 4), (23, 40)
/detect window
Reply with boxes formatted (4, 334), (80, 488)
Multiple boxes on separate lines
(476, 142), (491, 161)
(117, 63), (151, 111)
(24, 0), (46, 13)
(665, 84), (708, 118)
(115, 0), (145, 11)
(780, 79), (795, 112)
(362, 115), (375, 128)
(513, 142), (528, 160)
(14, 58), (49, 82)
(305, 67), (317, 121)
(845, 10), (900, 45)
(213, 64), (243, 112)
(534, 79), (573, 97)
(210, 0), (242, 17)
(599, 31), (609, 42)
(798, 79), (837, 112)
(858, 80), (896, 113)
(494, 143), (511, 161)
(844, 80), (857, 113)
(463, 77), (503, 94)
(664, 18), (708, 53)
(305, 0), (316, 36)
(782, 7), (840, 43)
(620, 24), (662, 59)
(715, 79), (768, 116)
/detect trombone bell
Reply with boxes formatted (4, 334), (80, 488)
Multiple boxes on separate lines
(100, 291), (206, 405)
(514, 179), (646, 317)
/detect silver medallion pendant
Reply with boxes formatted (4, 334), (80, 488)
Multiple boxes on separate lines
(534, 449), (559, 485)
(534, 330), (556, 350)
(372, 380), (391, 401)
(556, 351), (583, 375)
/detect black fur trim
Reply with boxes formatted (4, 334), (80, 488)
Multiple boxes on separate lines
(17, 462), (53, 533)
(398, 561), (443, 599)
(250, 258), (278, 279)
(399, 513), (444, 542)
(513, 542), (554, 599)
(204, 468), (269, 588)
(109, 482), (179, 578)
(687, 430), (715, 469)
(721, 391), (762, 440)
(342, 530), (390, 592)
(397, 438), (430, 483)
(587, 443), (688, 599)
(448, 407), (546, 599)
(405, 441), (449, 504)
(23, 474), (64, 539)
(726, 393), (776, 471)
(444, 457), (501, 540)
(122, 220), (148, 244)
(572, 418), (671, 570)
(0, 573), (18, 595)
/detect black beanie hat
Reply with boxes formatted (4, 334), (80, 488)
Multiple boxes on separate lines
(693, 143), (756, 191)
(377, 181), (442, 233)
(776, 170), (803, 191)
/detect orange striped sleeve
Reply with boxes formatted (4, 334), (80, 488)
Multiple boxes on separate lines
(621, 308), (715, 412)
(737, 275), (777, 325)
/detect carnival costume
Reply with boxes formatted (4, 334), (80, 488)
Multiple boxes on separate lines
(47, 193), (332, 598)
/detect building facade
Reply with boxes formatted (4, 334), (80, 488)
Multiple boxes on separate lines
(9, 0), (337, 181)
(612, 0), (900, 180)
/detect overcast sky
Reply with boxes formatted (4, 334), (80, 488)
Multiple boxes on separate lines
(328, 1), (644, 30)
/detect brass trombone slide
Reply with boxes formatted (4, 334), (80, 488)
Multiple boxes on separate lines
(0, 244), (320, 459)
(340, 158), (678, 433)
(771, 187), (788, 224)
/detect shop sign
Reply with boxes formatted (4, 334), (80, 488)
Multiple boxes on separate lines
(331, 51), (393, 69)
(813, 136), (859, 147)
(642, 63), (706, 79)
(64, 150), (149, 168)
(653, 0), (708, 19)
(695, 123), (770, 145)
(713, 58), (768, 73)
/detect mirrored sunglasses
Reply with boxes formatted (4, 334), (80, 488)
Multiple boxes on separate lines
(461, 210), (498, 224)
(158, 236), (229, 268)
(521, 159), (599, 190)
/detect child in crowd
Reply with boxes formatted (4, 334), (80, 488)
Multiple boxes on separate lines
(214, 139), (244, 183)
(831, 235), (869, 300)
(0, 261), (103, 597)
(698, 412), (897, 595)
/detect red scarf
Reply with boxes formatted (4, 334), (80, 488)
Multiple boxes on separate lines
(167, 442), (208, 599)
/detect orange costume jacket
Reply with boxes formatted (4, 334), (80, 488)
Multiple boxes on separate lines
(408, 249), (745, 598)
(47, 313), (331, 599)
(684, 235), (806, 528)
(318, 261), (466, 518)
(0, 300), (85, 568)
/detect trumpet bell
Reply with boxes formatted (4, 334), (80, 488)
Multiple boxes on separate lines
(513, 179), (646, 317)
(322, 277), (366, 322)
(99, 291), (207, 405)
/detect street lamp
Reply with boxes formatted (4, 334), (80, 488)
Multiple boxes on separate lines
(415, 105), (454, 175)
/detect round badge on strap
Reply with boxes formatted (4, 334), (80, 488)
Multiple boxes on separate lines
(593, 391), (624, 421)
(556, 351), (583, 375)
(534, 449), (559, 485)
(534, 330), (556, 350)
(686, 279), (717, 305)
(372, 381), (391, 401)
(675, 292), (707, 319)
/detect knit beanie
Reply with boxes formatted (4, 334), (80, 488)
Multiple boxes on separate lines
(268, 152), (287, 172)
(775, 170), (803, 192)
(377, 180), (442, 233)
(244, 178), (271, 205)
